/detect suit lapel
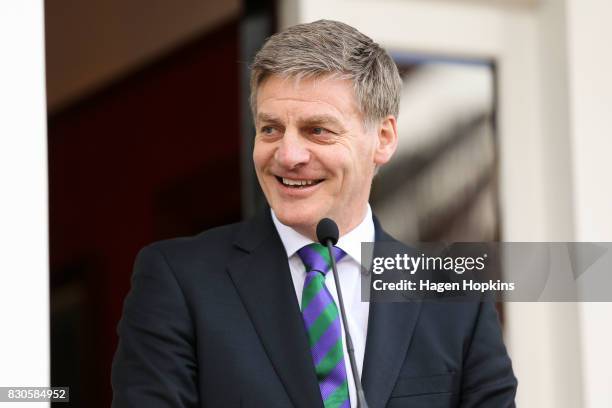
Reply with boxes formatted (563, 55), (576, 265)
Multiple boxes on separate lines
(361, 220), (422, 408)
(227, 211), (323, 408)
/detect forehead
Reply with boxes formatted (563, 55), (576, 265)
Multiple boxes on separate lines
(256, 74), (361, 120)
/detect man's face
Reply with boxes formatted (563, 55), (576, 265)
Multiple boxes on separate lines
(253, 74), (397, 238)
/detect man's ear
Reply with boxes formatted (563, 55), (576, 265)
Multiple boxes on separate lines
(373, 115), (398, 166)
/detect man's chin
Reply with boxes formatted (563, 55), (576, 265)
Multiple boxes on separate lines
(272, 207), (321, 235)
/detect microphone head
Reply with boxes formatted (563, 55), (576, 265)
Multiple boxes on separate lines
(316, 218), (339, 246)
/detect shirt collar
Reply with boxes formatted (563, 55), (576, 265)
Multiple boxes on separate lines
(271, 205), (375, 264)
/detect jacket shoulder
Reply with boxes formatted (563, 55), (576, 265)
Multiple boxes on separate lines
(141, 221), (246, 273)
(152, 222), (241, 251)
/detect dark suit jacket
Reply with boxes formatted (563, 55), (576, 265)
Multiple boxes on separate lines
(111, 210), (517, 407)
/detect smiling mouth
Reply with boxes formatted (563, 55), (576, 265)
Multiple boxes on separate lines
(275, 176), (324, 188)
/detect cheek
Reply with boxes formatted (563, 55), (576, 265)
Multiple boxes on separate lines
(354, 140), (377, 174)
(253, 142), (271, 170)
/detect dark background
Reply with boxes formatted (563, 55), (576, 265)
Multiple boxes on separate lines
(47, 1), (274, 406)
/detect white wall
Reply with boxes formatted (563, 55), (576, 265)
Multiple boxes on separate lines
(565, 1), (612, 406)
(0, 0), (50, 406)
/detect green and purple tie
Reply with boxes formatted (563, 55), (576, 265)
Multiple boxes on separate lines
(298, 243), (350, 408)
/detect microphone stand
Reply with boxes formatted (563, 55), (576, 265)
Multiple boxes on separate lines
(325, 239), (370, 408)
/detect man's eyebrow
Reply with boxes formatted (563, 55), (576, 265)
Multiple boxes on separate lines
(256, 113), (282, 124)
(299, 115), (345, 129)
(256, 113), (347, 131)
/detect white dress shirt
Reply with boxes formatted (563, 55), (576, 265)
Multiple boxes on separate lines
(271, 206), (374, 408)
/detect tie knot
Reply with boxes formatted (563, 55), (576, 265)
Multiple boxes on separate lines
(297, 243), (346, 275)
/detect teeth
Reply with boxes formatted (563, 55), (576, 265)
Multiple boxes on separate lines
(282, 177), (317, 186)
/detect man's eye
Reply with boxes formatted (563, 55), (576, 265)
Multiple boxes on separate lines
(261, 126), (276, 135)
(312, 127), (329, 135)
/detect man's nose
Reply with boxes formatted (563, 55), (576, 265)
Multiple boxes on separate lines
(274, 131), (310, 169)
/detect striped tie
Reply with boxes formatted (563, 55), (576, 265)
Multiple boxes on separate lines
(298, 243), (350, 408)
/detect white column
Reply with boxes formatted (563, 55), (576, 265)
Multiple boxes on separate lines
(504, 1), (584, 406)
(0, 1), (50, 405)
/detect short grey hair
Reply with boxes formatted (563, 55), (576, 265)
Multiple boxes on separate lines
(250, 19), (402, 128)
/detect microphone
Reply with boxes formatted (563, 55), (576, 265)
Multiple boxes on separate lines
(316, 218), (369, 408)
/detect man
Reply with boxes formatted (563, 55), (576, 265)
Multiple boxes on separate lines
(112, 20), (517, 408)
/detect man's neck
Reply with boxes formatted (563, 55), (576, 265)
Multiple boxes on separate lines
(270, 204), (373, 259)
